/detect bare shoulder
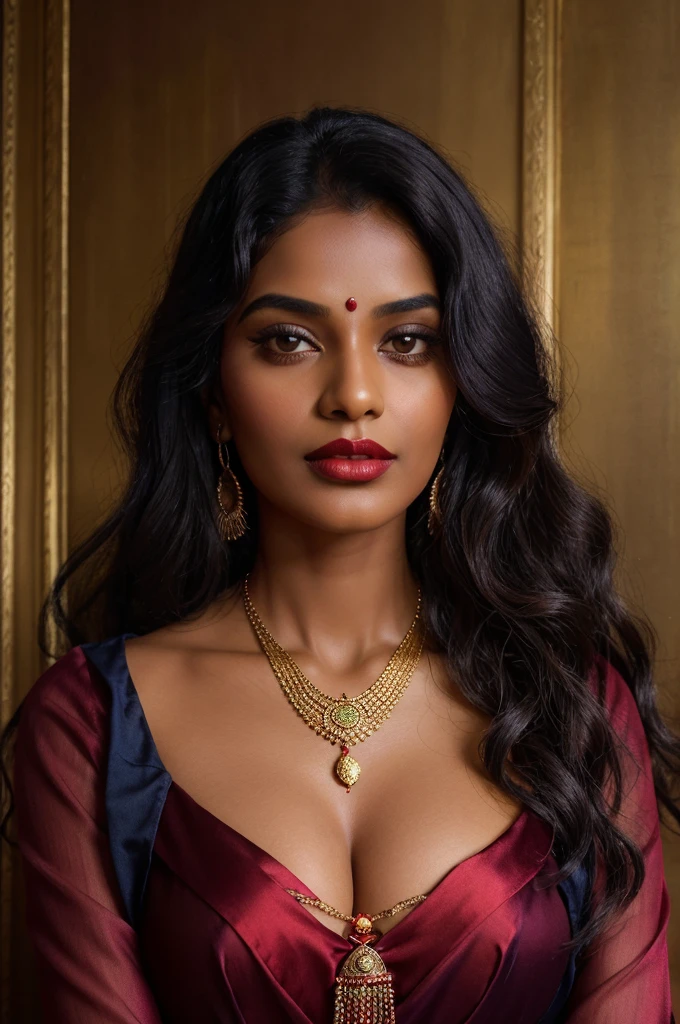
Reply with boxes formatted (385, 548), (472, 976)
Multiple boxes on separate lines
(125, 584), (250, 660)
(120, 585), (279, 786)
(122, 584), (261, 713)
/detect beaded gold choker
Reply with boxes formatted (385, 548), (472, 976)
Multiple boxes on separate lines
(241, 576), (425, 792)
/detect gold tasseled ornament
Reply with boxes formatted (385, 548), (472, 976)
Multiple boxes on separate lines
(286, 891), (428, 1023)
(333, 938), (396, 1023)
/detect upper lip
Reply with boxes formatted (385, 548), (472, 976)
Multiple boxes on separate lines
(304, 438), (397, 460)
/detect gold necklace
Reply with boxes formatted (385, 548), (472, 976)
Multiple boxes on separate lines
(241, 576), (425, 792)
(286, 888), (427, 1023)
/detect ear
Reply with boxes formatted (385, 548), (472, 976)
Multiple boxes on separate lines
(200, 381), (232, 443)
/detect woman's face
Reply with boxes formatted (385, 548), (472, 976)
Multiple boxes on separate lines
(208, 204), (457, 534)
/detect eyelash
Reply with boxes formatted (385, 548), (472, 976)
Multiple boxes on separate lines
(248, 324), (442, 366)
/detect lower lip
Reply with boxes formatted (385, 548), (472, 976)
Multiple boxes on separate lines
(305, 457), (396, 482)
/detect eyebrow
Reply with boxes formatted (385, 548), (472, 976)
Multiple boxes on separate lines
(236, 292), (441, 324)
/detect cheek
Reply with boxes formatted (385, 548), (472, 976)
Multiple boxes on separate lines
(220, 360), (308, 454)
(389, 365), (457, 446)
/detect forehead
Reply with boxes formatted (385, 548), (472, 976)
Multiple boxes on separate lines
(246, 206), (437, 298)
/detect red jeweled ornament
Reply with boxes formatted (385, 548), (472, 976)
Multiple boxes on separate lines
(345, 297), (357, 311)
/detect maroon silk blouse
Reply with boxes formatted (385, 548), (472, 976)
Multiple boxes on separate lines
(13, 641), (673, 1023)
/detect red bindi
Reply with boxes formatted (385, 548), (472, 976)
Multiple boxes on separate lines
(345, 297), (357, 311)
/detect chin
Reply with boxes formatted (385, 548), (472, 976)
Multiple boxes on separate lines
(301, 509), (405, 535)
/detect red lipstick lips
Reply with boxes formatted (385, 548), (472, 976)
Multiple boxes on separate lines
(304, 437), (397, 482)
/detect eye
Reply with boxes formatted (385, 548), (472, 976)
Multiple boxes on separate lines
(248, 324), (319, 363)
(264, 331), (316, 354)
(380, 329), (442, 365)
(381, 334), (429, 355)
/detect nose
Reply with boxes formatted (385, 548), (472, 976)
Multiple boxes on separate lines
(316, 338), (385, 421)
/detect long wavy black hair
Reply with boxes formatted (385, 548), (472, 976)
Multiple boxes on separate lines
(2, 106), (679, 955)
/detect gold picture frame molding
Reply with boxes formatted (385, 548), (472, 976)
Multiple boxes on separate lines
(522, 0), (562, 340)
(1, 0), (70, 1019)
(522, 0), (562, 443)
(0, 0), (19, 1012)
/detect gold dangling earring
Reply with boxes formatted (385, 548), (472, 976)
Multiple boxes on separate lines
(427, 447), (445, 536)
(215, 425), (247, 540)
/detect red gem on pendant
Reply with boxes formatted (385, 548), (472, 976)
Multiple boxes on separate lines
(345, 297), (357, 311)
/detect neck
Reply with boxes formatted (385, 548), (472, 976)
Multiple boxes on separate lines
(245, 502), (420, 672)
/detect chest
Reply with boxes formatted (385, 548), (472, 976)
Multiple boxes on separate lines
(128, 645), (524, 937)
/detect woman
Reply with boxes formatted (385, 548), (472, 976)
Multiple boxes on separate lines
(1, 106), (678, 1023)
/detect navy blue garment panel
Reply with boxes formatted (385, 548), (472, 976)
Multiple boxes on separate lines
(81, 634), (172, 930)
(538, 846), (595, 1022)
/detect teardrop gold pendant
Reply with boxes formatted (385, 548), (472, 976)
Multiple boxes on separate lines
(336, 745), (361, 791)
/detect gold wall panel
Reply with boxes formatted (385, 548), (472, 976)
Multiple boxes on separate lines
(5, 0), (679, 1016)
(558, 0), (680, 1004)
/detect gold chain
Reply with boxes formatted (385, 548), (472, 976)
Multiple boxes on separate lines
(285, 889), (427, 924)
(241, 575), (426, 791)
